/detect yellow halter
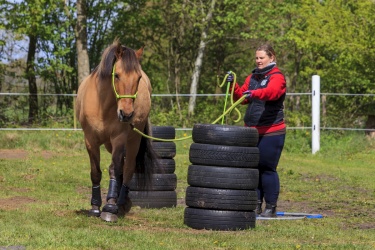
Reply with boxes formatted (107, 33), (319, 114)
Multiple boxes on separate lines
(112, 64), (138, 100)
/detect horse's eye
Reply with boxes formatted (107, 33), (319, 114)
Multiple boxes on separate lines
(114, 73), (119, 79)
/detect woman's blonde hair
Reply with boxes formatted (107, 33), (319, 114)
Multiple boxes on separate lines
(257, 44), (276, 62)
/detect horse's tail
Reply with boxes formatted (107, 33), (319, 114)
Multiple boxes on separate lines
(135, 118), (160, 190)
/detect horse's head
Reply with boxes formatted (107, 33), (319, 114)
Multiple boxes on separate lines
(112, 45), (144, 123)
(96, 40), (145, 123)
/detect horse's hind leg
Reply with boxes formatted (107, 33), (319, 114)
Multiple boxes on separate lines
(85, 140), (102, 217)
(117, 133), (143, 215)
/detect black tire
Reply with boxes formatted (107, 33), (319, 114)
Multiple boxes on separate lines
(151, 126), (176, 141)
(184, 207), (256, 230)
(192, 123), (258, 147)
(152, 141), (176, 158)
(154, 158), (176, 174)
(185, 186), (258, 211)
(187, 165), (259, 190)
(129, 173), (177, 191)
(129, 191), (177, 208)
(189, 143), (259, 168)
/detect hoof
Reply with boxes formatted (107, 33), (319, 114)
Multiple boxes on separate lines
(100, 212), (118, 222)
(88, 209), (101, 217)
(118, 198), (132, 217)
(124, 198), (132, 213)
(102, 204), (118, 214)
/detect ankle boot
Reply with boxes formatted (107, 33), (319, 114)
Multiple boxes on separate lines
(255, 200), (262, 215)
(260, 203), (277, 217)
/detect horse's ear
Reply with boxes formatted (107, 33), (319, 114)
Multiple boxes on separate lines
(115, 42), (123, 59)
(135, 46), (144, 60)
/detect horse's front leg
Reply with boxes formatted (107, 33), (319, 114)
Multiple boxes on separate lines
(85, 140), (102, 217)
(100, 145), (125, 222)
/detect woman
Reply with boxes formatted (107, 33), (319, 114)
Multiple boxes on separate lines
(227, 44), (286, 217)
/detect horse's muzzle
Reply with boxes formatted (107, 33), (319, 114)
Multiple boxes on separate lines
(118, 109), (134, 122)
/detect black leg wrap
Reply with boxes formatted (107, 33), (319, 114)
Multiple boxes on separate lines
(102, 203), (118, 214)
(91, 185), (102, 207)
(117, 184), (130, 206)
(116, 175), (123, 195)
(106, 179), (118, 201)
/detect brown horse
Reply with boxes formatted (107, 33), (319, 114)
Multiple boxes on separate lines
(75, 39), (158, 222)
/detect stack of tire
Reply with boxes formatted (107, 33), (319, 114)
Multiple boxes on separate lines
(129, 126), (178, 208)
(184, 123), (259, 230)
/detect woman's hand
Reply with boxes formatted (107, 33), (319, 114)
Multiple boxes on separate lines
(242, 90), (252, 99)
(226, 71), (234, 83)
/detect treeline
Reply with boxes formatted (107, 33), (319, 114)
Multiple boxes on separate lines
(0, 0), (374, 131)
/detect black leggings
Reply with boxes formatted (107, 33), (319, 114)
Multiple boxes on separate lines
(257, 133), (285, 205)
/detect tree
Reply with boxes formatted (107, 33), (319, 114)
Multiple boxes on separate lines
(3, 0), (42, 123)
(283, 0), (375, 131)
(188, 0), (216, 116)
(75, 0), (90, 85)
(1, 0), (374, 131)
(25, 33), (38, 123)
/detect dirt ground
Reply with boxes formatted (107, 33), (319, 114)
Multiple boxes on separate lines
(0, 150), (39, 212)
(0, 149), (54, 160)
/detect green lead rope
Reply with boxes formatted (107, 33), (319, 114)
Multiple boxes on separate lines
(218, 71), (242, 124)
(133, 71), (245, 142)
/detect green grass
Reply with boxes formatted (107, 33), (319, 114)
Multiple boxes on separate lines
(0, 130), (374, 249)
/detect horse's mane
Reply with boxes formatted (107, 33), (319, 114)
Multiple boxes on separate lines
(94, 40), (142, 81)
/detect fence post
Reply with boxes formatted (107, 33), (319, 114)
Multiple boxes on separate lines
(312, 75), (320, 154)
(73, 91), (77, 130)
